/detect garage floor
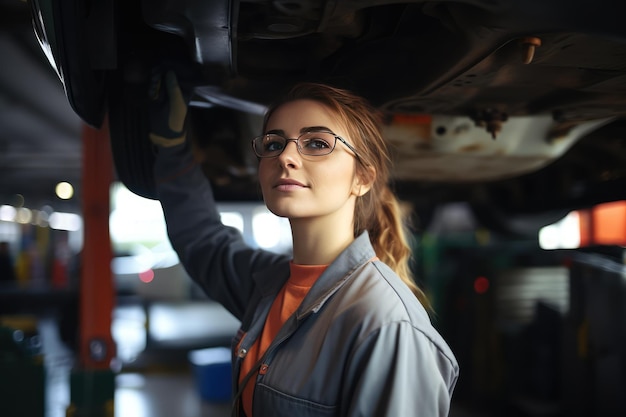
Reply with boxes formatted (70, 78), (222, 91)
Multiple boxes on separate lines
(40, 305), (235, 417)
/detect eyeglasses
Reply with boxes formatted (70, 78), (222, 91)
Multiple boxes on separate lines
(251, 130), (361, 160)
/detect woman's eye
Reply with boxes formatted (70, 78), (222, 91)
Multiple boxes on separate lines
(265, 137), (285, 152)
(302, 137), (330, 149)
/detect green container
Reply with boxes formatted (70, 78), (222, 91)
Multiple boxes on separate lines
(0, 325), (46, 417)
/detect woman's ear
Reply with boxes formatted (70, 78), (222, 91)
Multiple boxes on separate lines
(352, 166), (376, 197)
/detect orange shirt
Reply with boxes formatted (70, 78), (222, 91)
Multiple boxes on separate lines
(239, 262), (327, 417)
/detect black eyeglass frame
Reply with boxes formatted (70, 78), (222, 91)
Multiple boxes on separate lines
(251, 130), (362, 162)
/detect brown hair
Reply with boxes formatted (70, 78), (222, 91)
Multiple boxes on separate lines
(263, 82), (431, 310)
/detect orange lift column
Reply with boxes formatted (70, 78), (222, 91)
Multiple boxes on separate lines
(68, 120), (117, 417)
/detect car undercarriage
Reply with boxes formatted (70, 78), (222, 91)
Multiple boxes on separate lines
(30, 0), (626, 234)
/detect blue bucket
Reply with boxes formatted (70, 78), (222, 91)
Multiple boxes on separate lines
(188, 347), (232, 403)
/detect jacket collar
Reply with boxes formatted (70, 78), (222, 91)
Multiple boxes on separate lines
(295, 231), (376, 318)
(252, 231), (376, 315)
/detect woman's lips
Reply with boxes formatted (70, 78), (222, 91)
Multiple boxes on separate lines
(274, 179), (307, 191)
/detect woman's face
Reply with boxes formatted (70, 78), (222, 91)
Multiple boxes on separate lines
(258, 99), (365, 222)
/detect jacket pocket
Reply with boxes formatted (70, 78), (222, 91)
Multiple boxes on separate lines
(255, 383), (337, 417)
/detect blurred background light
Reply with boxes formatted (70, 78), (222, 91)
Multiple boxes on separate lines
(34, 209), (49, 227)
(539, 211), (580, 250)
(139, 269), (155, 283)
(110, 184), (168, 246)
(220, 212), (244, 233)
(49, 212), (82, 231)
(0, 205), (16, 222)
(473, 276), (490, 294)
(252, 210), (281, 249)
(55, 181), (74, 200)
(15, 207), (32, 224)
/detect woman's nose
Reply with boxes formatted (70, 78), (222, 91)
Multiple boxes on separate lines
(278, 140), (300, 166)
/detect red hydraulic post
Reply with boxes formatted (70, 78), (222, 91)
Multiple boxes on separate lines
(79, 119), (115, 369)
(68, 119), (116, 416)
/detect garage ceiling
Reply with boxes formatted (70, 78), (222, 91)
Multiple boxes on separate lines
(0, 0), (84, 214)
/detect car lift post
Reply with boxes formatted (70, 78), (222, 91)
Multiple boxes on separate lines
(67, 120), (116, 417)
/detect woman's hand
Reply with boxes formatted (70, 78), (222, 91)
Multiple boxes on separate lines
(149, 69), (190, 147)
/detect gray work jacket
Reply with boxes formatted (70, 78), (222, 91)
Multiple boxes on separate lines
(155, 142), (459, 417)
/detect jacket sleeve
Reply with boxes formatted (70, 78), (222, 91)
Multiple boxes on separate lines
(343, 321), (458, 417)
(153, 141), (287, 320)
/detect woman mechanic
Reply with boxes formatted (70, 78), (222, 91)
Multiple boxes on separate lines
(150, 70), (459, 417)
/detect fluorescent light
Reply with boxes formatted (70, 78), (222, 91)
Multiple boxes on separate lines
(49, 212), (82, 231)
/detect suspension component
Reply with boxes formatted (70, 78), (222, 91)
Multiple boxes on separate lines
(471, 109), (509, 139)
(520, 36), (542, 64)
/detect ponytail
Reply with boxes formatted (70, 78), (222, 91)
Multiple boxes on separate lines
(355, 184), (432, 311)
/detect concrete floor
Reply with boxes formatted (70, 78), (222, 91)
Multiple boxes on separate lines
(39, 304), (236, 417)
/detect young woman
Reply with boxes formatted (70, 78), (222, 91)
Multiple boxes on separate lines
(151, 71), (459, 417)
